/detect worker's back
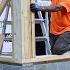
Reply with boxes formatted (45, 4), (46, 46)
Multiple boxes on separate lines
(50, 0), (70, 35)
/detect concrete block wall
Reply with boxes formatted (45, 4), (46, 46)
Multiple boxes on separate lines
(0, 61), (70, 70)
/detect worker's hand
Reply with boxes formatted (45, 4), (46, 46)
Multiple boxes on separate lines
(30, 3), (41, 12)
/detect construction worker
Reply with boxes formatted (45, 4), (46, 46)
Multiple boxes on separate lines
(30, 0), (70, 55)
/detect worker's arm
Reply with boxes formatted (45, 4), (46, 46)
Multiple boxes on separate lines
(0, 0), (11, 16)
(40, 4), (65, 12)
(30, 3), (65, 12)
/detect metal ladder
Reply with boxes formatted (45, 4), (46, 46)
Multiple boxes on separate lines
(2, 3), (12, 42)
(0, 2), (12, 55)
(35, 0), (51, 55)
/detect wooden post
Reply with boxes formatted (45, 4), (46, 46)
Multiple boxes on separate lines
(12, 0), (36, 63)
(21, 0), (36, 59)
(31, 0), (36, 58)
(21, 0), (33, 59)
(12, 0), (23, 63)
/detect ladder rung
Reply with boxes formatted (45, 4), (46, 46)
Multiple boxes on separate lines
(1, 52), (12, 56)
(36, 36), (48, 41)
(6, 21), (12, 25)
(4, 37), (12, 42)
(5, 33), (12, 35)
(35, 19), (45, 24)
(1, 21), (12, 24)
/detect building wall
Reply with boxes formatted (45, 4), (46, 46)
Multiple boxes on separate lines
(0, 61), (70, 70)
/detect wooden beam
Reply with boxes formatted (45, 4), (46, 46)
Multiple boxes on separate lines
(22, 55), (70, 64)
(0, 55), (70, 64)
(0, 55), (13, 62)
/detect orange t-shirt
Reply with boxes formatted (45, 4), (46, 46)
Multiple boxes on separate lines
(50, 0), (70, 35)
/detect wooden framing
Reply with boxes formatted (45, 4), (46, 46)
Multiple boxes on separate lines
(0, 0), (32, 63)
(0, 0), (70, 65)
(12, 0), (70, 64)
(31, 0), (36, 58)
(12, 0), (35, 63)
(0, 0), (34, 64)
(22, 55), (70, 64)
